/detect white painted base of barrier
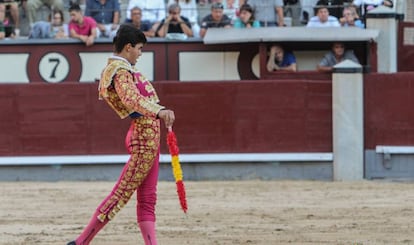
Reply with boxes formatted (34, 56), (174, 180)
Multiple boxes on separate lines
(376, 145), (414, 154)
(0, 153), (333, 166)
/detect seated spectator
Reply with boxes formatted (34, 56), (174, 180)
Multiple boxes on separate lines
(156, 3), (193, 38)
(248, 0), (284, 27)
(26, 0), (64, 27)
(340, 5), (364, 28)
(314, 0), (347, 19)
(85, 0), (120, 39)
(317, 42), (359, 72)
(306, 4), (340, 27)
(199, 2), (231, 38)
(168, 0), (200, 37)
(233, 3), (260, 28)
(29, 9), (68, 38)
(126, 0), (165, 30)
(352, 0), (393, 23)
(0, 0), (19, 35)
(266, 44), (297, 72)
(68, 3), (97, 46)
(125, 6), (155, 37)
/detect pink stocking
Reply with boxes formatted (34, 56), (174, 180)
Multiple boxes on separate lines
(139, 221), (157, 245)
(75, 210), (109, 245)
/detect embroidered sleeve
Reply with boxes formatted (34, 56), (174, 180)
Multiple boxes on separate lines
(113, 69), (164, 118)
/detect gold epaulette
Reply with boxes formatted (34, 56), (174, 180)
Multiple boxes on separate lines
(99, 59), (134, 99)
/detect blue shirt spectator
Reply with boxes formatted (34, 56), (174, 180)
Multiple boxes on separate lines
(85, 0), (120, 24)
(280, 52), (296, 67)
(85, 0), (120, 38)
(267, 44), (297, 72)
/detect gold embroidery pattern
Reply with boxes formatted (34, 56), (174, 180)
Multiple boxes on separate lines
(99, 59), (132, 99)
(114, 71), (164, 118)
(99, 58), (164, 119)
(98, 117), (160, 221)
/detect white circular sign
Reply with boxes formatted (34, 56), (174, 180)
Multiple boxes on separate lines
(39, 52), (70, 83)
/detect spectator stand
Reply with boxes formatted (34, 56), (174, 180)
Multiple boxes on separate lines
(203, 26), (380, 80)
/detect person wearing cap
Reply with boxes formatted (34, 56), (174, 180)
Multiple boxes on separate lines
(199, 2), (232, 38)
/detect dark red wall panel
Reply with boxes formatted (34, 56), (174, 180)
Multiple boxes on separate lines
(0, 80), (333, 156)
(398, 22), (414, 72)
(0, 88), (19, 154)
(6, 72), (414, 156)
(364, 72), (414, 149)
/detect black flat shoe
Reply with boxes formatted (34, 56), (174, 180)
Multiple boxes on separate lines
(67, 241), (76, 245)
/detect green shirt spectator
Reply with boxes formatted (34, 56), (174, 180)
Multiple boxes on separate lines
(233, 4), (261, 28)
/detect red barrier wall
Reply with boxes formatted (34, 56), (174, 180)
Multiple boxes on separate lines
(2, 72), (414, 156)
(398, 22), (414, 72)
(364, 72), (414, 149)
(0, 80), (333, 156)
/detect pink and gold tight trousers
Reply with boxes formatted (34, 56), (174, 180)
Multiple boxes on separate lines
(75, 117), (160, 245)
(98, 117), (160, 222)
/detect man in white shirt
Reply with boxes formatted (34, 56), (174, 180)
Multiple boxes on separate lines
(126, 0), (166, 26)
(306, 5), (340, 27)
